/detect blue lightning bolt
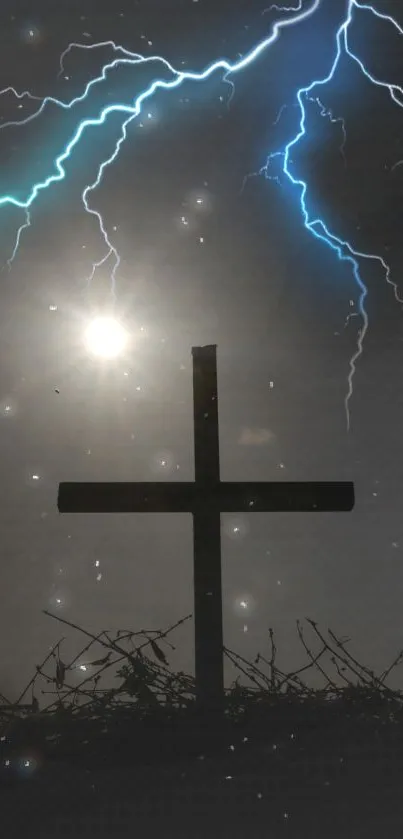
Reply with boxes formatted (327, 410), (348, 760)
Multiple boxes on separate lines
(1, 1), (320, 281)
(305, 95), (347, 164)
(0, 0), (402, 429)
(263, 1), (306, 13)
(257, 0), (403, 428)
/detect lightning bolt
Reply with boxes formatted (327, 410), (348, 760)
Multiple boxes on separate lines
(305, 95), (347, 165)
(0, 1), (320, 287)
(263, 1), (306, 13)
(257, 0), (403, 429)
(0, 0), (402, 429)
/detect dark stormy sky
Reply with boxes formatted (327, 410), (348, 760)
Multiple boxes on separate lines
(0, 0), (403, 703)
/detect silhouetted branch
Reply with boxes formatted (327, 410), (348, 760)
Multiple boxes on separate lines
(296, 619), (338, 689)
(3, 613), (403, 772)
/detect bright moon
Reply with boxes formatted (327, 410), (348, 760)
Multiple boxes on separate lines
(85, 317), (128, 359)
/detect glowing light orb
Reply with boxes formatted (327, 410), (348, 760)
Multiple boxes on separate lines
(234, 594), (256, 617)
(85, 317), (128, 359)
(0, 396), (17, 418)
(149, 449), (175, 475)
(223, 515), (249, 540)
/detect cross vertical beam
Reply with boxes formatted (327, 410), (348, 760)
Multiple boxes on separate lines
(192, 345), (223, 715)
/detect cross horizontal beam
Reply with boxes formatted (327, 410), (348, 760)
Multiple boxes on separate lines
(58, 481), (354, 514)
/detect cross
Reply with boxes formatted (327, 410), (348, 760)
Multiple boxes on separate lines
(58, 344), (354, 718)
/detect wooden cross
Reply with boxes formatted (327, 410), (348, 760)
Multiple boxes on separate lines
(58, 344), (354, 717)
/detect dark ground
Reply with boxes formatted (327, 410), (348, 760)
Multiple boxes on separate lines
(1, 708), (403, 838)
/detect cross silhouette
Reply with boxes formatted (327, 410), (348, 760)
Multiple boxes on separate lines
(58, 344), (354, 717)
